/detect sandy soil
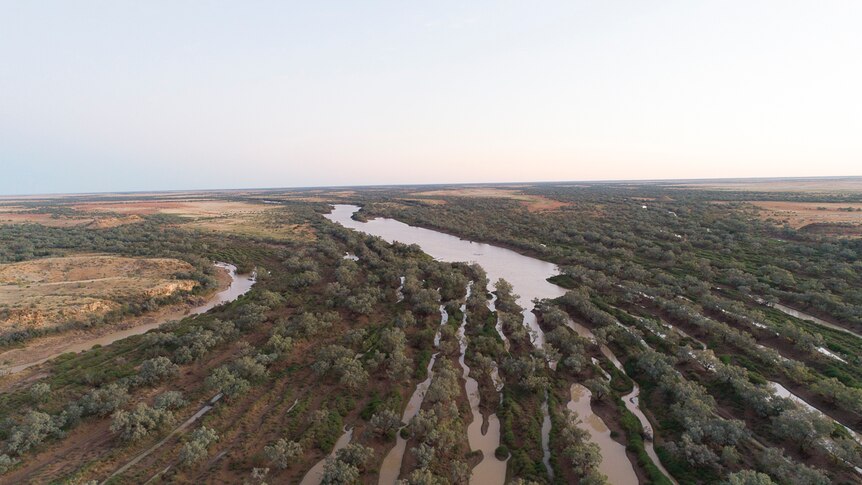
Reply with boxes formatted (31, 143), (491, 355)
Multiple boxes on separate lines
(72, 200), (271, 217)
(0, 206), (144, 228)
(0, 255), (196, 333)
(749, 201), (862, 230)
(0, 267), (230, 390)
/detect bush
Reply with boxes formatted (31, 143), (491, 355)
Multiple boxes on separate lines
(137, 357), (179, 386)
(264, 439), (302, 469)
(80, 384), (130, 417)
(180, 426), (219, 465)
(495, 445), (509, 460)
(154, 391), (187, 410)
(5, 411), (63, 455)
(110, 403), (174, 442)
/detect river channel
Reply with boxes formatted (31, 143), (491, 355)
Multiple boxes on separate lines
(325, 205), (657, 484)
(3, 262), (256, 374)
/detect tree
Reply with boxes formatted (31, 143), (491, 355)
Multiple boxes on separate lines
(154, 391), (187, 410)
(110, 403), (174, 442)
(5, 411), (62, 455)
(180, 426), (219, 465)
(337, 358), (369, 392)
(138, 356), (179, 386)
(771, 408), (832, 451)
(205, 366), (250, 398)
(80, 383), (129, 417)
(584, 378), (611, 402)
(321, 458), (359, 485)
(0, 454), (18, 474)
(369, 409), (403, 438)
(264, 438), (302, 469)
(724, 470), (776, 485)
(335, 443), (373, 468)
(266, 334), (294, 356)
(28, 383), (51, 404)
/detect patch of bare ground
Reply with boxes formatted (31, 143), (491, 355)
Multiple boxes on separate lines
(0, 255), (197, 334)
(412, 187), (569, 212)
(0, 266), (229, 384)
(70, 199), (316, 241)
(749, 201), (862, 227)
(0, 207), (144, 228)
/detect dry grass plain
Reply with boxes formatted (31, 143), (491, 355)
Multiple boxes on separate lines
(0, 255), (197, 332)
(0, 207), (143, 228)
(413, 187), (569, 211)
(72, 199), (315, 241)
(749, 201), (862, 236)
(669, 177), (862, 194)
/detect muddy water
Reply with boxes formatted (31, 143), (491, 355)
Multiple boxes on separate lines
(455, 283), (507, 485)
(622, 383), (678, 484)
(378, 354), (440, 484)
(4, 263), (255, 374)
(565, 319), (678, 483)
(769, 381), (862, 444)
(300, 427), (354, 485)
(567, 384), (638, 485)
(396, 276), (405, 302)
(540, 391), (553, 479)
(326, 205), (672, 482)
(326, 205), (563, 349)
(766, 301), (862, 341)
(486, 293), (510, 351)
(433, 303), (448, 348)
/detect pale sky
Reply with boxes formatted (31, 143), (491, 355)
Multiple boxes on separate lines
(1, 1), (861, 195)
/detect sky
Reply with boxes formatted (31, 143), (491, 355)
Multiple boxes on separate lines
(1, 1), (861, 195)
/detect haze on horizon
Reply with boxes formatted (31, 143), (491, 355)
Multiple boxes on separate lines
(2, 1), (861, 196)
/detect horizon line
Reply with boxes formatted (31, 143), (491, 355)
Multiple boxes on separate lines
(3, 174), (861, 199)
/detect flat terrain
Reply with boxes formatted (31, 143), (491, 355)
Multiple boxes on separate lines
(2, 179), (862, 485)
(0, 207), (142, 228)
(73, 199), (315, 241)
(668, 176), (862, 194)
(0, 255), (196, 332)
(750, 201), (862, 230)
(414, 187), (569, 211)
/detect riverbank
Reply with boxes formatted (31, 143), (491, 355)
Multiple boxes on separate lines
(0, 263), (252, 384)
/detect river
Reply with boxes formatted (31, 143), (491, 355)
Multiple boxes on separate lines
(3, 262), (256, 374)
(455, 282), (507, 485)
(760, 300), (862, 341)
(567, 383), (639, 485)
(300, 427), (354, 485)
(325, 205), (659, 484)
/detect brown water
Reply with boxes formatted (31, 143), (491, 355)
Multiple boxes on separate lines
(326, 205), (673, 483)
(486, 293), (510, 351)
(378, 354), (440, 484)
(300, 427), (354, 485)
(567, 384), (638, 485)
(763, 300), (862, 341)
(546, 302), (679, 483)
(4, 263), (255, 374)
(456, 283), (507, 485)
(326, 205), (562, 349)
(769, 381), (862, 444)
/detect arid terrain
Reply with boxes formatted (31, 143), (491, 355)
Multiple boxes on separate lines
(1, 179), (861, 485)
(0, 255), (197, 333)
